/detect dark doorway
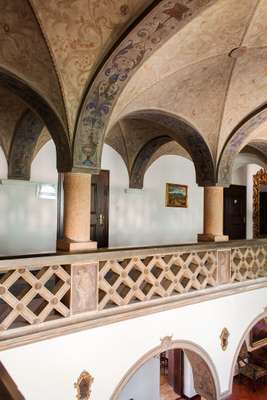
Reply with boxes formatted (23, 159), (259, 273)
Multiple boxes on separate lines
(91, 170), (110, 248)
(160, 349), (184, 398)
(224, 185), (246, 240)
(260, 192), (267, 236)
(167, 349), (184, 396)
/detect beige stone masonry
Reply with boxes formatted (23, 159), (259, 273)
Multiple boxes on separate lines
(57, 173), (97, 252)
(198, 186), (228, 242)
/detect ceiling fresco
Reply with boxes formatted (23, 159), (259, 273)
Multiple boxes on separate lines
(30, 0), (155, 134)
(0, 0), (67, 129)
(0, 88), (27, 157)
(106, 117), (191, 172)
(1, 0), (267, 185)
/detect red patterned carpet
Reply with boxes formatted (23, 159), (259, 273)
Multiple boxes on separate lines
(227, 379), (267, 400)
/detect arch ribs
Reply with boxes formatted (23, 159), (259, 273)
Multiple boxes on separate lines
(128, 111), (216, 188)
(8, 110), (44, 180)
(73, 0), (217, 173)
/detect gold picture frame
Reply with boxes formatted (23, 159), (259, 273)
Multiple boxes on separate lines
(165, 183), (188, 208)
(253, 169), (267, 238)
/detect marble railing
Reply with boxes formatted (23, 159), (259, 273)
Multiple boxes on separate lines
(0, 239), (266, 349)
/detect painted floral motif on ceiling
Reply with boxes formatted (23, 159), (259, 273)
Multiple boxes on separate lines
(0, 0), (66, 129)
(0, 88), (26, 157)
(30, 0), (154, 135)
(106, 118), (191, 175)
(73, 0), (214, 171)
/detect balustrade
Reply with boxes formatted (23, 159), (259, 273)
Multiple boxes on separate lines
(0, 239), (266, 350)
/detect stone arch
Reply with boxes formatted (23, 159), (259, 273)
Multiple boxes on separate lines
(129, 136), (171, 188)
(241, 144), (267, 168)
(0, 66), (72, 173)
(111, 339), (220, 400)
(228, 310), (267, 396)
(73, 0), (217, 173)
(8, 110), (44, 180)
(125, 110), (215, 187)
(217, 105), (267, 186)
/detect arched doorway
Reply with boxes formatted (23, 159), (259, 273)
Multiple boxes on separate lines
(111, 340), (220, 400)
(229, 313), (267, 399)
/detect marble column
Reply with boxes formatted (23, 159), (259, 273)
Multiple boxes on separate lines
(57, 173), (97, 251)
(198, 186), (228, 242)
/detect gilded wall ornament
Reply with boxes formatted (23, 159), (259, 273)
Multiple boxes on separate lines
(253, 169), (267, 238)
(74, 371), (94, 400)
(220, 328), (230, 351)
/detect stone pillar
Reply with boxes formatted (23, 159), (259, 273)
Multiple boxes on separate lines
(198, 186), (228, 242)
(57, 173), (97, 251)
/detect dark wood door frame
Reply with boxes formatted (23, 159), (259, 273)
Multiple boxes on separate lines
(224, 184), (246, 240)
(91, 170), (109, 248)
(260, 191), (267, 236)
(167, 349), (184, 396)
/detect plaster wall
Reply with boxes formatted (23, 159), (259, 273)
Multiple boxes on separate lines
(0, 142), (203, 253)
(118, 356), (160, 400)
(102, 144), (203, 247)
(0, 287), (266, 400)
(0, 142), (58, 255)
(183, 353), (197, 398)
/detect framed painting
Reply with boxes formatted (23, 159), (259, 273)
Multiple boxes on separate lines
(250, 317), (267, 348)
(165, 183), (188, 208)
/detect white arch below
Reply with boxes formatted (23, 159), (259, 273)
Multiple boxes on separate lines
(111, 340), (220, 400)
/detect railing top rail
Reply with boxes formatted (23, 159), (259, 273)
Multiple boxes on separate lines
(0, 238), (266, 270)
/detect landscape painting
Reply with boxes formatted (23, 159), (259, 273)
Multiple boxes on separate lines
(166, 183), (188, 208)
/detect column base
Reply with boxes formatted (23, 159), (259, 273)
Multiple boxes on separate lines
(197, 233), (229, 242)
(57, 238), (97, 252)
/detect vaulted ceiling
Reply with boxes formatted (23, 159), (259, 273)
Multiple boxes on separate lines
(108, 0), (267, 161)
(1, 0), (267, 183)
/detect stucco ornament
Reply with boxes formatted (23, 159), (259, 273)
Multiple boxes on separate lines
(74, 370), (94, 400)
(220, 328), (230, 351)
(160, 335), (173, 351)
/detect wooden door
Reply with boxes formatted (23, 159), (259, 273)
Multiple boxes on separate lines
(91, 170), (109, 248)
(260, 192), (267, 236)
(167, 349), (184, 396)
(224, 185), (246, 240)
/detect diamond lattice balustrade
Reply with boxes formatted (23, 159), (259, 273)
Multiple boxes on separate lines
(98, 252), (218, 310)
(0, 265), (71, 332)
(231, 245), (267, 282)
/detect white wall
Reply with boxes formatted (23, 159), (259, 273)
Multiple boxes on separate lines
(0, 146), (7, 179)
(0, 141), (203, 254)
(119, 357), (160, 400)
(0, 142), (58, 255)
(183, 354), (197, 398)
(102, 144), (203, 247)
(1, 286), (266, 400)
